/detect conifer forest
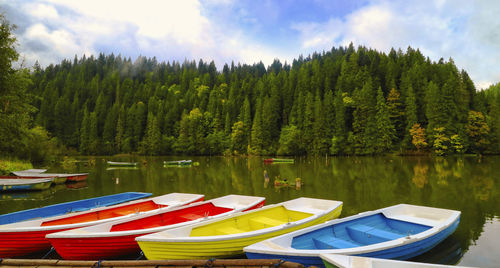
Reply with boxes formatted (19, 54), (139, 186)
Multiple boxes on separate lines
(28, 44), (500, 157)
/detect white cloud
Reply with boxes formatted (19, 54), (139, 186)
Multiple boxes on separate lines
(292, 0), (497, 88)
(25, 3), (59, 20)
(8, 0), (283, 70)
(5, 0), (500, 88)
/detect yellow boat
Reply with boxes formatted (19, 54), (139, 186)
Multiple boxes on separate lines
(136, 197), (343, 260)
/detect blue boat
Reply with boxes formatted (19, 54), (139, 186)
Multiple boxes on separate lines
(0, 192), (151, 225)
(244, 204), (461, 267)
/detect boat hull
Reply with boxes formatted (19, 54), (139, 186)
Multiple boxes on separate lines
(107, 161), (138, 167)
(246, 217), (460, 267)
(65, 174), (88, 182)
(48, 234), (144, 260)
(138, 206), (341, 260)
(0, 179), (53, 192)
(0, 229), (69, 257)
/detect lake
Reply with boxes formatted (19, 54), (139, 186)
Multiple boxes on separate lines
(0, 156), (498, 267)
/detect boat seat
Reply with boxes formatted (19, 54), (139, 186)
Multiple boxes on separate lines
(312, 237), (361, 249)
(249, 216), (286, 228)
(216, 226), (245, 235)
(346, 224), (404, 244)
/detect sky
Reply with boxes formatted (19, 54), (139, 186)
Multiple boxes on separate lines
(1, 0), (499, 89)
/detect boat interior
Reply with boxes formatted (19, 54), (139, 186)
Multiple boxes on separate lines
(109, 202), (233, 232)
(40, 200), (167, 226)
(189, 206), (313, 237)
(291, 213), (432, 250)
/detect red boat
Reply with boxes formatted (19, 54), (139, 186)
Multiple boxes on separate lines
(12, 172), (89, 182)
(0, 193), (204, 258)
(46, 195), (265, 260)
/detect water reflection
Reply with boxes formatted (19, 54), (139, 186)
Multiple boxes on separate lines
(0, 156), (497, 266)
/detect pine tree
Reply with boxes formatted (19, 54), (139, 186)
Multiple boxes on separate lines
(403, 85), (418, 148)
(331, 89), (346, 154)
(88, 111), (99, 154)
(250, 98), (264, 154)
(386, 87), (404, 142)
(375, 87), (395, 152)
(79, 107), (90, 154)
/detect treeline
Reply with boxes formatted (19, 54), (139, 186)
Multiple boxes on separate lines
(30, 44), (500, 156)
(0, 14), (65, 164)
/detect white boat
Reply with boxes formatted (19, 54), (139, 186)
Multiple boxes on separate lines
(244, 204), (461, 267)
(0, 192), (203, 258)
(107, 161), (139, 166)
(46, 194), (265, 260)
(13, 169), (48, 173)
(319, 254), (477, 268)
(136, 197), (343, 260)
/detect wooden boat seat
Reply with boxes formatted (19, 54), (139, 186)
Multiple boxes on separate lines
(346, 224), (404, 244)
(249, 216), (286, 228)
(216, 226), (245, 235)
(312, 237), (361, 249)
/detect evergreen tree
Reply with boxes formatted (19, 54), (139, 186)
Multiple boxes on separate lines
(250, 98), (264, 154)
(79, 107), (90, 154)
(375, 87), (395, 152)
(331, 89), (346, 154)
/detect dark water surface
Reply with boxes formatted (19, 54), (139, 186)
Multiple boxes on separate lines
(0, 156), (498, 267)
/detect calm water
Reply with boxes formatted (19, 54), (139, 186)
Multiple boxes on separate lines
(0, 156), (498, 267)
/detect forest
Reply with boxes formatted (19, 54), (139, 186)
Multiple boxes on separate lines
(28, 45), (500, 157)
(1, 15), (500, 160)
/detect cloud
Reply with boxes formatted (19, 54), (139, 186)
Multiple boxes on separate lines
(3, 0), (499, 88)
(3, 0), (284, 70)
(292, 0), (497, 88)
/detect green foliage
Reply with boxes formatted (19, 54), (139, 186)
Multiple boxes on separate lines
(375, 87), (395, 152)
(277, 125), (303, 155)
(230, 121), (246, 154)
(433, 127), (450, 156)
(466, 110), (490, 153)
(409, 123), (427, 151)
(0, 159), (32, 175)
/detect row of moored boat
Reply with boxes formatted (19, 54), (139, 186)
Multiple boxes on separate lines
(0, 192), (465, 267)
(0, 169), (88, 192)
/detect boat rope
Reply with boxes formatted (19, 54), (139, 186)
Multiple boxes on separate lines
(41, 247), (55, 259)
(92, 260), (102, 268)
(136, 251), (144, 260)
(274, 260), (286, 267)
(204, 258), (216, 268)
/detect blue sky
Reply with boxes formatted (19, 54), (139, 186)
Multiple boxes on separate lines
(2, 0), (499, 88)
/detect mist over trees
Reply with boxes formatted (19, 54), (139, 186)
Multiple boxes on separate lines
(24, 44), (500, 156)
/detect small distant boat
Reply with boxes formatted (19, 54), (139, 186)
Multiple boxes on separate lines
(0, 178), (53, 192)
(12, 172), (89, 183)
(106, 167), (139, 171)
(15, 169), (47, 173)
(0, 192), (151, 225)
(164, 160), (193, 166)
(320, 254), (476, 268)
(244, 204), (461, 267)
(107, 161), (139, 167)
(263, 158), (294, 164)
(136, 197), (343, 260)
(0, 192), (204, 258)
(47, 194), (266, 260)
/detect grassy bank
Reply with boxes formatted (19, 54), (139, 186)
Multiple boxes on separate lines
(0, 159), (33, 175)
